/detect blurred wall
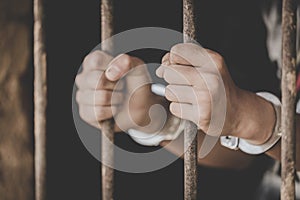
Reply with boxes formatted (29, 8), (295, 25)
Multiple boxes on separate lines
(0, 0), (33, 199)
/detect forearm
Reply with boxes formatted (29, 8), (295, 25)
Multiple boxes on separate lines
(232, 88), (276, 145)
(233, 88), (300, 170)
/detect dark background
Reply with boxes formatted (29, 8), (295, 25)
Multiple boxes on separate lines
(45, 0), (278, 199)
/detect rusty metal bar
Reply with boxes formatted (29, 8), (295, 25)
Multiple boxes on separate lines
(33, 0), (47, 198)
(183, 0), (198, 199)
(281, 0), (297, 199)
(101, 0), (114, 200)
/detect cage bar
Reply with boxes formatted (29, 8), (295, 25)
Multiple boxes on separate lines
(101, 0), (115, 200)
(33, 0), (47, 199)
(183, 0), (198, 199)
(281, 0), (297, 199)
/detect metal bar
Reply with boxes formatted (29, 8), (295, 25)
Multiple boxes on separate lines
(101, 0), (114, 200)
(33, 0), (47, 198)
(281, 0), (297, 199)
(183, 0), (198, 199)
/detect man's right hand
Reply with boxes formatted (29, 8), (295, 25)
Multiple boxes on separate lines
(75, 51), (166, 133)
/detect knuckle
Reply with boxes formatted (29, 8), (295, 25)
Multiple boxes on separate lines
(209, 51), (224, 64)
(119, 54), (131, 68)
(170, 43), (184, 54)
(203, 73), (221, 93)
(83, 51), (104, 69)
(83, 53), (96, 68)
(161, 53), (170, 63)
(198, 118), (210, 132)
(75, 73), (84, 87)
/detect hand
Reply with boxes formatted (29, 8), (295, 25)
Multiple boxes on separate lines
(156, 43), (276, 144)
(76, 51), (166, 132)
(156, 43), (242, 137)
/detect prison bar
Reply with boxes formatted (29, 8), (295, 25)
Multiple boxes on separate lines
(101, 0), (115, 200)
(281, 0), (297, 199)
(183, 0), (198, 199)
(33, 0), (47, 198)
(31, 1), (299, 200)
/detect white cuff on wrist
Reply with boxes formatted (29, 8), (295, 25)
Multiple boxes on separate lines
(220, 92), (282, 155)
(127, 118), (186, 146)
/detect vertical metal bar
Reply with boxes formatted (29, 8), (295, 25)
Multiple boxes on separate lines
(183, 0), (198, 199)
(101, 0), (114, 200)
(34, 0), (47, 198)
(281, 0), (297, 199)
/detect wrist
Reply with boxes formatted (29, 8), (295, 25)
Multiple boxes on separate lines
(232, 89), (276, 144)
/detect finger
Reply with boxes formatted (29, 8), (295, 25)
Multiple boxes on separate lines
(76, 70), (124, 90)
(169, 102), (200, 125)
(76, 90), (124, 106)
(169, 50), (190, 66)
(158, 64), (205, 85)
(79, 105), (117, 123)
(105, 54), (144, 81)
(162, 52), (170, 64)
(170, 43), (211, 67)
(76, 70), (103, 89)
(156, 53), (170, 78)
(165, 85), (207, 105)
(82, 50), (113, 72)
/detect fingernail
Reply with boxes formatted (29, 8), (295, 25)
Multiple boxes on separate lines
(106, 66), (120, 80)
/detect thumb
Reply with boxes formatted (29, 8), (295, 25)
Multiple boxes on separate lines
(105, 54), (152, 93)
(105, 54), (130, 81)
(105, 54), (140, 81)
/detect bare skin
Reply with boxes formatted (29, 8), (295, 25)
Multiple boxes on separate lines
(75, 43), (299, 170)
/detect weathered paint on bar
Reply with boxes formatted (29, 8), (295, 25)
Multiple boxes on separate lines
(281, 0), (297, 199)
(183, 0), (198, 199)
(101, 0), (115, 200)
(34, 0), (47, 198)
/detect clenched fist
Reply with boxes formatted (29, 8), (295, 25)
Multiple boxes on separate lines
(75, 51), (166, 132)
(156, 43), (239, 137)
